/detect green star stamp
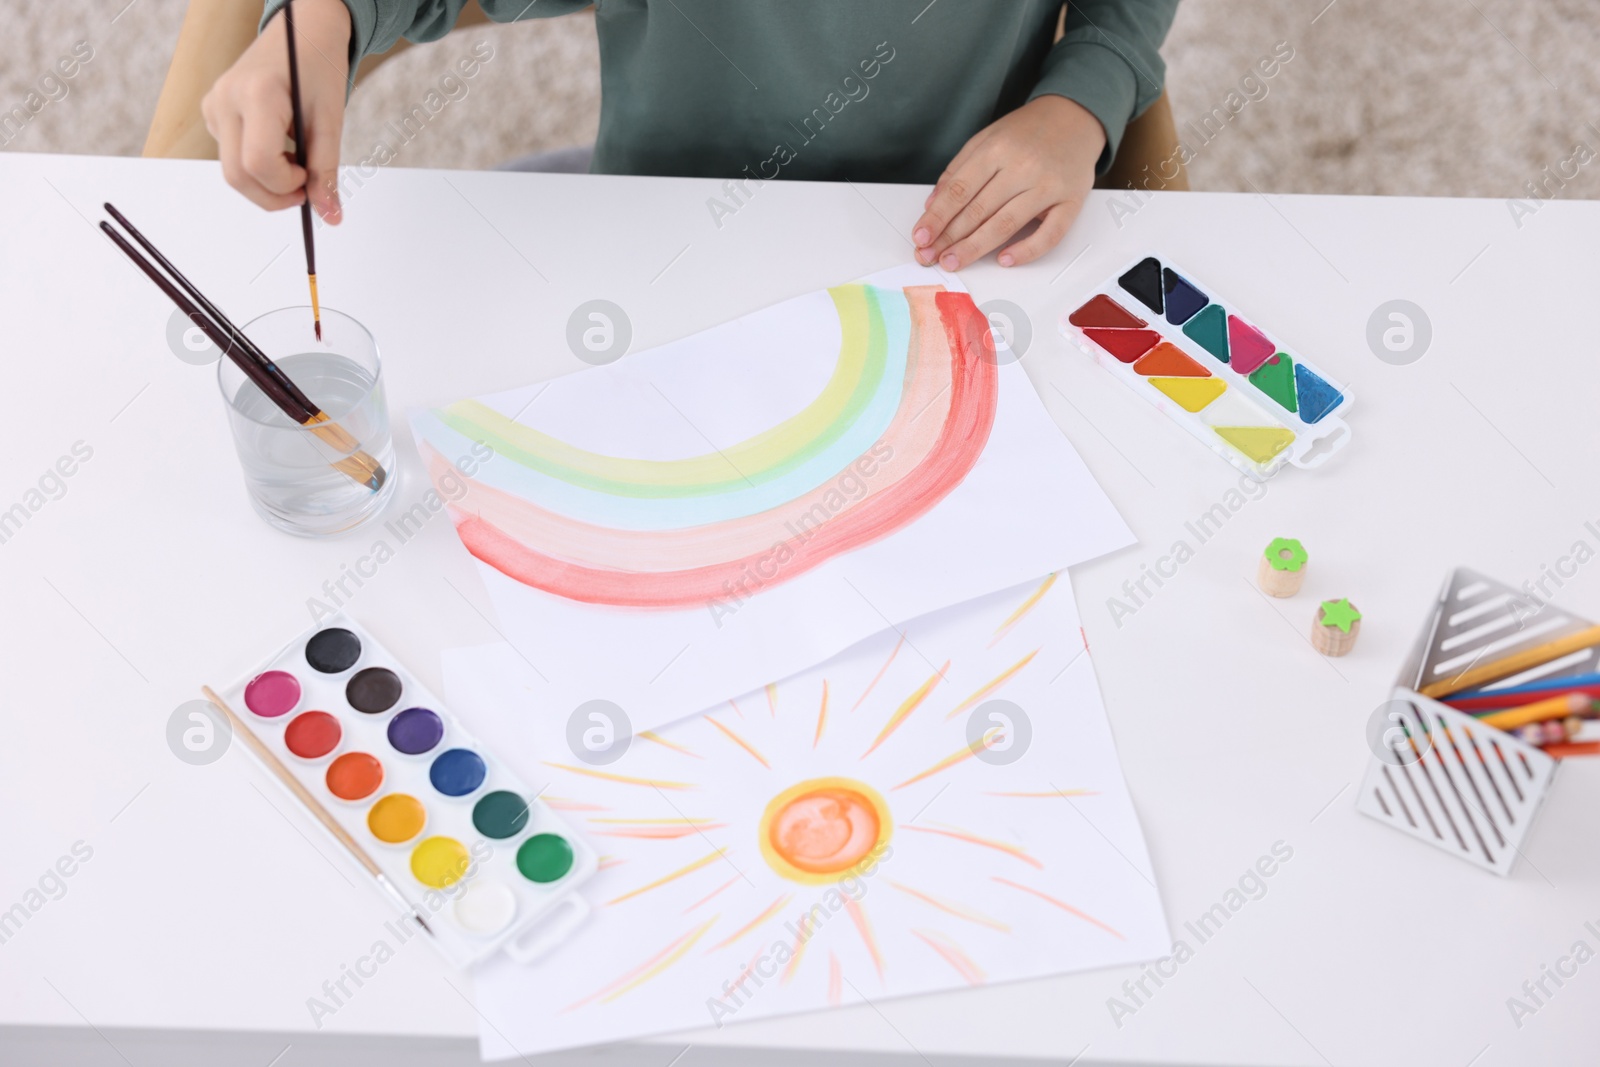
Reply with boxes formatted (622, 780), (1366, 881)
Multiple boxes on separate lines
(1313, 598), (1362, 656)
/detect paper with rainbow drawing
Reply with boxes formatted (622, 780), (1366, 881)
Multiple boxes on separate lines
(412, 264), (1134, 733)
(444, 575), (1170, 1057)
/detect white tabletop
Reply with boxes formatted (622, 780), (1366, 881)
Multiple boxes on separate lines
(1, 153), (1597, 1067)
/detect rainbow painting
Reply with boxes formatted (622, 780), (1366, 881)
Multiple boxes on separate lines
(410, 264), (1134, 734)
(418, 284), (995, 608)
(443, 576), (1171, 1057)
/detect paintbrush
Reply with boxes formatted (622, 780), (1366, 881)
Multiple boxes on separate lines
(284, 0), (322, 342)
(202, 686), (435, 938)
(100, 208), (387, 491)
(103, 203), (318, 415)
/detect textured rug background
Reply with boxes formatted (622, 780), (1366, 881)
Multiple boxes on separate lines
(3, 1), (1597, 202)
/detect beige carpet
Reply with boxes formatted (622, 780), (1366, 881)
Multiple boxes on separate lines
(3, 0), (1597, 202)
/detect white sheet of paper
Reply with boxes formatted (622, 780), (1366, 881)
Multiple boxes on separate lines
(443, 577), (1171, 1059)
(413, 264), (1134, 733)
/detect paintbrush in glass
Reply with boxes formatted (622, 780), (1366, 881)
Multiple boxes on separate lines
(100, 208), (387, 491)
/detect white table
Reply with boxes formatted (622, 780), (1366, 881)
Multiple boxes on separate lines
(1, 153), (1596, 1067)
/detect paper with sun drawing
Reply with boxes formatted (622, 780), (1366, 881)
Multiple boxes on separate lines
(443, 576), (1171, 1058)
(413, 264), (1133, 733)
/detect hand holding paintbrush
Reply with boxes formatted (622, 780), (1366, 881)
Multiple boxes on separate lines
(199, 1), (349, 217)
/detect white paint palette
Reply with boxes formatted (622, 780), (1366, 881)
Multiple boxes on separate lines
(216, 615), (597, 968)
(1060, 254), (1354, 480)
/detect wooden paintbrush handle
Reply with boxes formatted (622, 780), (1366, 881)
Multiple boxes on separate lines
(201, 686), (385, 879)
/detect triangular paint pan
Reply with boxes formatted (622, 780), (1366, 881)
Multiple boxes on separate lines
(1068, 294), (1147, 329)
(1248, 354), (1298, 414)
(1213, 425), (1295, 464)
(1182, 304), (1230, 363)
(1083, 328), (1161, 364)
(1132, 342), (1210, 378)
(1118, 257), (1164, 315)
(1161, 269), (1209, 326)
(1149, 376), (1227, 413)
(1293, 363), (1344, 423)
(1226, 315), (1277, 375)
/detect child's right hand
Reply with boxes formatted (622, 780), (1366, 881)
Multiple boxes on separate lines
(202, 0), (352, 223)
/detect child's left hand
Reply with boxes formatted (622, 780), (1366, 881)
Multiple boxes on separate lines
(912, 95), (1106, 271)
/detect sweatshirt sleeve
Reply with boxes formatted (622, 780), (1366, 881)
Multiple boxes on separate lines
(1028, 0), (1179, 174)
(261, 1), (590, 75)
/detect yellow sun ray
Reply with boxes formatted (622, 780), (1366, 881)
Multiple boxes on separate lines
(988, 572), (1058, 647)
(902, 823), (1042, 869)
(984, 789), (1098, 798)
(726, 698), (745, 719)
(911, 928), (986, 985)
(597, 855), (626, 871)
(638, 730), (703, 758)
(684, 874), (742, 913)
(561, 916), (719, 1011)
(543, 762), (695, 790)
(942, 649), (1040, 720)
(765, 683), (779, 717)
(813, 681), (830, 748)
(862, 661), (949, 759)
(888, 881), (1010, 931)
(607, 849), (728, 905)
(844, 897), (884, 980)
(891, 728), (999, 790)
(849, 634), (904, 713)
(992, 876), (1125, 940)
(705, 716), (772, 769)
(708, 894), (793, 951)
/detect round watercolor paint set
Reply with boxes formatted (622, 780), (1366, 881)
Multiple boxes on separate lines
(212, 615), (597, 969)
(1060, 254), (1354, 480)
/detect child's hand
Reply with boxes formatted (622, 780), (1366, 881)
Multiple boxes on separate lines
(912, 95), (1105, 270)
(202, 0), (352, 223)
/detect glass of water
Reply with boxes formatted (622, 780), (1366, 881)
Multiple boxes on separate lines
(218, 307), (397, 537)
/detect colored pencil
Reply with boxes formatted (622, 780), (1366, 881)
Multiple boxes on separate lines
(100, 207), (387, 491)
(1447, 669), (1600, 703)
(284, 0), (321, 342)
(1478, 693), (1596, 732)
(202, 686), (433, 937)
(1419, 626), (1600, 698)
(1541, 741), (1600, 759)
(1448, 681), (1600, 714)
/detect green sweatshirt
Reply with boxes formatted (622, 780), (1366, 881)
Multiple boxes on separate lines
(268, 0), (1176, 182)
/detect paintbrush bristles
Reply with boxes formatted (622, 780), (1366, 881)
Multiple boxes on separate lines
(309, 273), (322, 341)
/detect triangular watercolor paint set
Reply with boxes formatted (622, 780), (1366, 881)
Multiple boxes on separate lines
(1355, 568), (1598, 876)
(207, 615), (598, 968)
(1060, 255), (1353, 480)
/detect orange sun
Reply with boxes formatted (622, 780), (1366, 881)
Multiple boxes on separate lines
(758, 777), (892, 885)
